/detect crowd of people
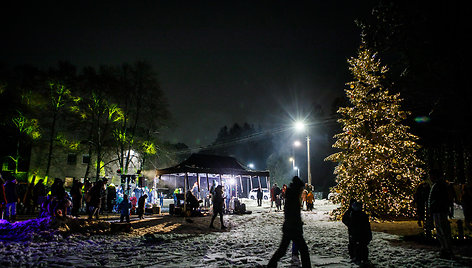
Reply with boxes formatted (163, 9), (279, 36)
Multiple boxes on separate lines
(3, 169), (470, 265)
(413, 169), (472, 259)
(0, 171), (168, 222)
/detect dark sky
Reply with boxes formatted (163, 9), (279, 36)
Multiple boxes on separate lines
(2, 1), (375, 147)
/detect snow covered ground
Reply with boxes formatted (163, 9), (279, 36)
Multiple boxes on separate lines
(1, 199), (471, 267)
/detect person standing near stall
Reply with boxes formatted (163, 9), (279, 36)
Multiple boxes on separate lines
(257, 187), (263, 206)
(209, 185), (226, 229)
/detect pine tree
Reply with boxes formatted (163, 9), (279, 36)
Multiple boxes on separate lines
(326, 47), (423, 219)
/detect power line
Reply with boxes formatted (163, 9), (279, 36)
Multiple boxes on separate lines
(173, 117), (339, 155)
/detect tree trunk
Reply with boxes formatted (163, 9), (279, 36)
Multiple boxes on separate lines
(45, 111), (58, 180)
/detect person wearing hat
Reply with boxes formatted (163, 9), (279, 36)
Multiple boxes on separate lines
(268, 176), (311, 267)
(209, 185), (226, 229)
(342, 198), (372, 265)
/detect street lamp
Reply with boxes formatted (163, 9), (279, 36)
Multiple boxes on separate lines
(294, 120), (312, 187)
(293, 166), (300, 177)
(289, 157), (298, 177)
(289, 157), (295, 168)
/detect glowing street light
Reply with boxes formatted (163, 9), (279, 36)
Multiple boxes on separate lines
(289, 157), (295, 167)
(293, 166), (300, 177)
(248, 163), (255, 169)
(294, 120), (312, 187)
(293, 140), (302, 147)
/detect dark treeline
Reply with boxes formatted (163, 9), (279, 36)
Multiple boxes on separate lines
(0, 61), (176, 181)
(200, 123), (273, 173)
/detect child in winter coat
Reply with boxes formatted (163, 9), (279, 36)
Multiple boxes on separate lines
(119, 194), (131, 223)
(306, 191), (314, 211)
(342, 199), (372, 265)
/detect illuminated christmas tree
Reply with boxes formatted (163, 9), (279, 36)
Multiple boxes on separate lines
(326, 47), (423, 219)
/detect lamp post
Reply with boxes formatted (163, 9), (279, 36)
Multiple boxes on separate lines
(289, 157), (299, 177)
(294, 121), (312, 187)
(294, 166), (300, 177)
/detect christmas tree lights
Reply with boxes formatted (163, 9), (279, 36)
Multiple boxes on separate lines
(326, 47), (424, 219)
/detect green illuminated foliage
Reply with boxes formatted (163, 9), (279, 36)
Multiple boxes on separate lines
(12, 112), (41, 140)
(142, 141), (157, 155)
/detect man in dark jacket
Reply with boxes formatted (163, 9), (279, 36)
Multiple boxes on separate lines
(257, 187), (263, 206)
(88, 180), (105, 220)
(33, 179), (46, 216)
(106, 184), (116, 213)
(4, 174), (19, 222)
(342, 199), (372, 264)
(428, 169), (454, 259)
(70, 179), (83, 217)
(137, 194), (148, 220)
(209, 185), (226, 229)
(268, 176), (311, 268)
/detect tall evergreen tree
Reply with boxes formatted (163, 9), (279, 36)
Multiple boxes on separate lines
(326, 47), (423, 219)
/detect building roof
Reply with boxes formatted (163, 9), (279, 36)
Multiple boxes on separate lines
(156, 153), (270, 177)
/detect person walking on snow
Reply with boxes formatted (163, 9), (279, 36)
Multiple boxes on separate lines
(209, 185), (226, 229)
(268, 176), (311, 268)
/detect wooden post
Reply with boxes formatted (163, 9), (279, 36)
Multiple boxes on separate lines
(258, 176), (261, 188)
(233, 174), (237, 198)
(197, 173), (201, 199)
(206, 173), (210, 191)
(219, 174), (222, 185)
(250, 176), (253, 190)
(184, 172), (188, 214)
(239, 175), (243, 192)
(267, 176), (271, 191)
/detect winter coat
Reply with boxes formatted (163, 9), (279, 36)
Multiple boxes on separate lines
(429, 181), (453, 214)
(212, 187), (224, 213)
(89, 183), (105, 208)
(70, 181), (83, 200)
(274, 186), (281, 198)
(33, 182), (46, 204)
(138, 196), (147, 210)
(342, 207), (372, 244)
(306, 192), (314, 204)
(282, 184), (304, 235)
(257, 189), (263, 199)
(119, 199), (132, 215)
(51, 181), (66, 200)
(107, 186), (116, 202)
(4, 180), (18, 203)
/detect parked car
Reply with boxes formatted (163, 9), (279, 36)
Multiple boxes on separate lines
(248, 188), (270, 200)
(327, 192), (338, 202)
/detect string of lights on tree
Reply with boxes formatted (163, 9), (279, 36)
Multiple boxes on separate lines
(326, 46), (424, 219)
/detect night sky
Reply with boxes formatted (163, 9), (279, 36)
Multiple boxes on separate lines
(2, 1), (374, 147)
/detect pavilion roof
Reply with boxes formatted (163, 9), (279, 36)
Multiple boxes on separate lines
(156, 153), (269, 177)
